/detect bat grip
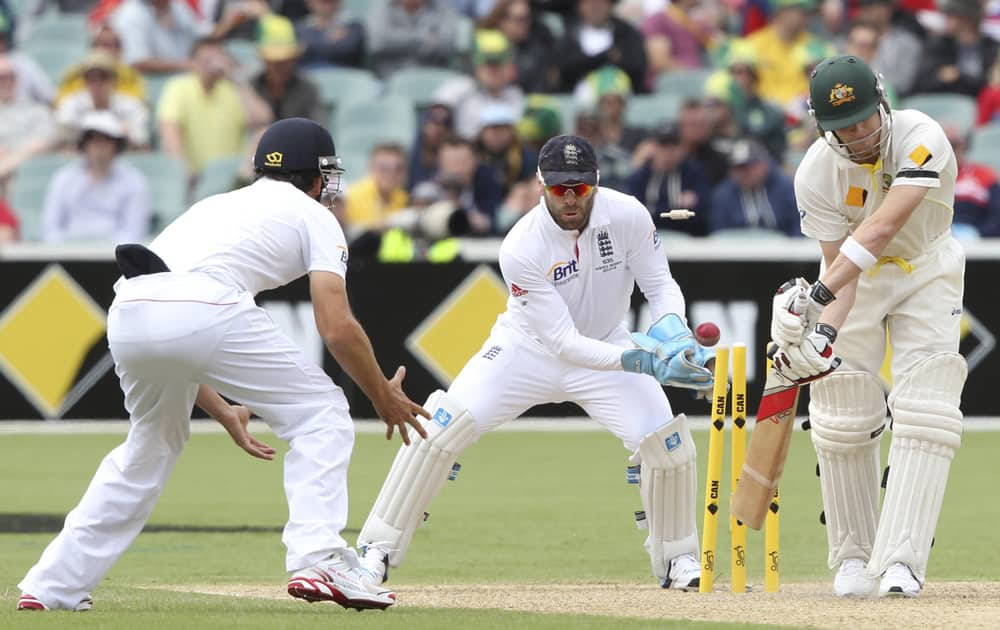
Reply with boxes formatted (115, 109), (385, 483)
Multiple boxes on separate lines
(790, 292), (810, 317)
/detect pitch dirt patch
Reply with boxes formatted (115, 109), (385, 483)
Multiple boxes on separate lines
(154, 581), (1000, 629)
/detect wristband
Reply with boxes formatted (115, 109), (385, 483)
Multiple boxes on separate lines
(815, 323), (838, 344)
(839, 235), (878, 271)
(810, 280), (836, 306)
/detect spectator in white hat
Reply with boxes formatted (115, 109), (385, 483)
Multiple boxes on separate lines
(40, 111), (151, 243)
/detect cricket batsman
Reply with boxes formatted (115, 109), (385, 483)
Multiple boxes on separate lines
(769, 55), (966, 598)
(356, 134), (717, 591)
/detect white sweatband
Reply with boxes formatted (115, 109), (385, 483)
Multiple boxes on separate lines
(840, 236), (878, 271)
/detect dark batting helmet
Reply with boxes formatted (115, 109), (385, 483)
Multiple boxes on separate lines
(253, 117), (345, 202)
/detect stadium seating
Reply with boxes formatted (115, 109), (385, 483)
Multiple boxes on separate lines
(655, 69), (714, 100)
(9, 153), (75, 242)
(902, 93), (977, 133)
(20, 40), (87, 83)
(23, 12), (89, 50)
(120, 152), (190, 230)
(386, 66), (467, 109)
(545, 93), (577, 134)
(342, 0), (370, 19)
(967, 145), (1000, 174)
(336, 125), (413, 187)
(625, 93), (683, 129)
(192, 155), (245, 203)
(333, 98), (416, 148)
(308, 67), (382, 119)
(225, 39), (263, 79)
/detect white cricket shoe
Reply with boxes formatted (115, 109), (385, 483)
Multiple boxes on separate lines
(358, 544), (390, 585)
(661, 553), (700, 591)
(17, 593), (92, 611)
(834, 558), (876, 597)
(288, 550), (396, 610)
(879, 562), (921, 598)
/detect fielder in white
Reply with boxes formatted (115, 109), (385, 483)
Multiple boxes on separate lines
(769, 56), (966, 598)
(17, 118), (428, 612)
(356, 134), (717, 591)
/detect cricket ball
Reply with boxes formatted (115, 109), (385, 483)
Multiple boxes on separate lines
(695, 322), (720, 347)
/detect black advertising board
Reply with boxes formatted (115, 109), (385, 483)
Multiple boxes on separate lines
(0, 249), (995, 420)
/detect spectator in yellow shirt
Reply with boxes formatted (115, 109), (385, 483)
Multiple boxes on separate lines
(745, 0), (819, 107)
(156, 37), (272, 176)
(343, 143), (410, 232)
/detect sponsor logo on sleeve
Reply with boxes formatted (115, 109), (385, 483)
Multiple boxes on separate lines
(482, 345), (502, 360)
(652, 229), (661, 249)
(337, 245), (349, 264)
(908, 144), (932, 167)
(510, 283), (528, 297)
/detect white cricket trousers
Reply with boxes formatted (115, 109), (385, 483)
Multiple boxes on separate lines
(450, 323), (673, 451)
(834, 234), (965, 375)
(20, 272), (355, 610)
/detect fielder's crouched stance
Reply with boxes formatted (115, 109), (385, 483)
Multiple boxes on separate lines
(17, 119), (427, 613)
(770, 55), (967, 598)
(358, 135), (714, 590)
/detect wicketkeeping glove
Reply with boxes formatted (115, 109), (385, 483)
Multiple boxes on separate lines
(621, 346), (715, 390)
(629, 313), (697, 362)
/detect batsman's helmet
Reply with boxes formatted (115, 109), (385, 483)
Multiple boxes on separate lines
(253, 117), (345, 201)
(807, 55), (891, 159)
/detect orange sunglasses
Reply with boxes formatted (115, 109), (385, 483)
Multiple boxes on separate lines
(546, 182), (595, 197)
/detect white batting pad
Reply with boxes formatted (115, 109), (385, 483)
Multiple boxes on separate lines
(808, 371), (887, 568)
(358, 390), (478, 567)
(633, 414), (699, 580)
(870, 353), (966, 583)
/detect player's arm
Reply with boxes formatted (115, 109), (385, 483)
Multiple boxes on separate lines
(309, 271), (428, 444)
(817, 185), (928, 295)
(815, 237), (859, 332)
(626, 199), (686, 321)
(195, 384), (275, 460)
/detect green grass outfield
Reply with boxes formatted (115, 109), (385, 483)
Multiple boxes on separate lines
(1, 424), (998, 628)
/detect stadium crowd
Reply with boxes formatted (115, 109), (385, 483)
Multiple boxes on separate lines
(1, 0), (1000, 259)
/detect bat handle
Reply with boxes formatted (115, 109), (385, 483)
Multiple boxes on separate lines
(766, 342), (778, 359)
(790, 292), (810, 317)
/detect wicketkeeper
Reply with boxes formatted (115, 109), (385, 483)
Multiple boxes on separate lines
(356, 135), (716, 591)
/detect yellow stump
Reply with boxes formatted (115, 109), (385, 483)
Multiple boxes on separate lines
(730, 344), (747, 593)
(699, 346), (729, 593)
(765, 486), (780, 593)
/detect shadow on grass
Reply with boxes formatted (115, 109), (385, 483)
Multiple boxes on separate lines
(0, 513), (360, 535)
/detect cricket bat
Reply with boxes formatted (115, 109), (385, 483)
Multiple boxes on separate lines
(730, 348), (800, 530)
(731, 294), (813, 530)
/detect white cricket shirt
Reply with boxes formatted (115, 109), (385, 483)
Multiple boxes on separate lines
(495, 187), (686, 371)
(148, 178), (349, 295)
(795, 109), (957, 259)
